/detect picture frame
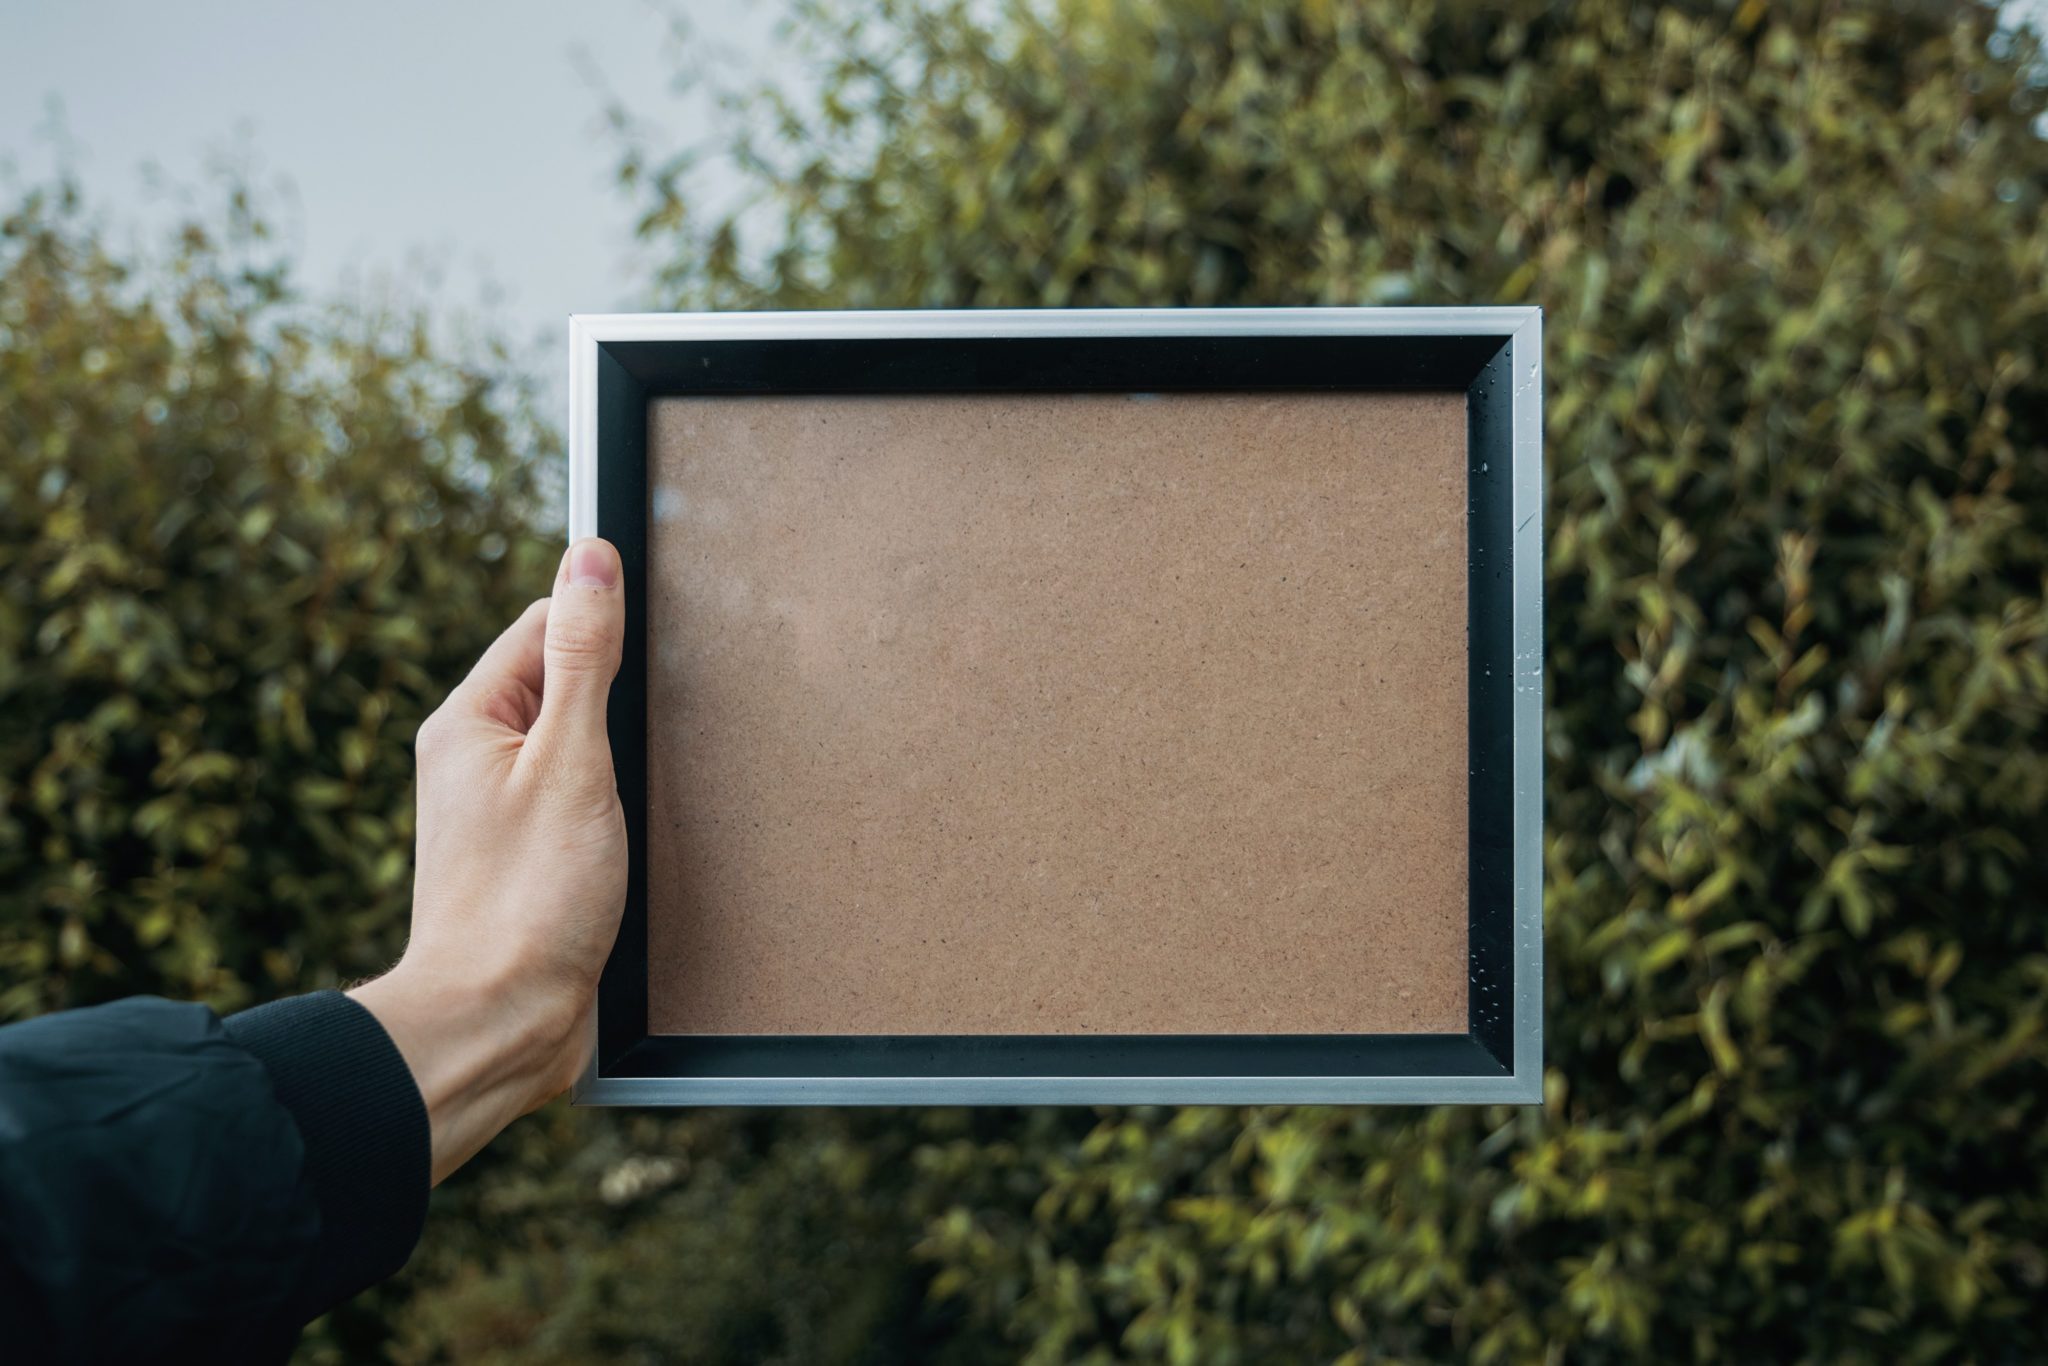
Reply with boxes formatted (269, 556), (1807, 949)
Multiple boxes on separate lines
(568, 307), (1543, 1106)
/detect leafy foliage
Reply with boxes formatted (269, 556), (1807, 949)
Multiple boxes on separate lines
(600, 1), (2048, 1360)
(0, 181), (557, 1017)
(7, 0), (2048, 1361)
(384, 1106), (1066, 1365)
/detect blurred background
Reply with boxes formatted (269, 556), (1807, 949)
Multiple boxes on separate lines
(4, 1), (2047, 1361)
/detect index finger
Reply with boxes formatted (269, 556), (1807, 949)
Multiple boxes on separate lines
(445, 597), (551, 733)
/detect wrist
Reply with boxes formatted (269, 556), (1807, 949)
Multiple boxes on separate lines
(347, 958), (580, 1184)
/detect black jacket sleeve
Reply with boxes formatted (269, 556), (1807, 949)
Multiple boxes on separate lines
(0, 992), (430, 1363)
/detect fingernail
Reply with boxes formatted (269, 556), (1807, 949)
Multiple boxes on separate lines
(566, 538), (619, 589)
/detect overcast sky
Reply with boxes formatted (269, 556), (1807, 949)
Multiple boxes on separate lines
(1, 1), (793, 393)
(4, 0), (2044, 405)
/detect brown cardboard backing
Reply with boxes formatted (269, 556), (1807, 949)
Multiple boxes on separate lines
(645, 392), (1469, 1036)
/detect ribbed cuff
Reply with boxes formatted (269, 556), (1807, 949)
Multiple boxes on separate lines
(223, 990), (430, 1319)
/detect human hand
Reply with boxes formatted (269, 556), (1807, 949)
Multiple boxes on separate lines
(350, 537), (628, 1184)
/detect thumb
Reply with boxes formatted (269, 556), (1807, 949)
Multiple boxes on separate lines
(535, 537), (624, 750)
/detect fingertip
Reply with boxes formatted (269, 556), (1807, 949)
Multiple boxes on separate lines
(562, 538), (620, 590)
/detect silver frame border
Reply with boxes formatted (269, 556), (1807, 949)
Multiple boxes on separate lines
(568, 307), (1543, 1106)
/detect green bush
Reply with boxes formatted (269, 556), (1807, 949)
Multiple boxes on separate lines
(0, 181), (556, 1016)
(7, 0), (2048, 1360)
(601, 1), (2048, 1360)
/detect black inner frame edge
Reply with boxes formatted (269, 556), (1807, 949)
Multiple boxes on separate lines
(593, 332), (1517, 1083)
